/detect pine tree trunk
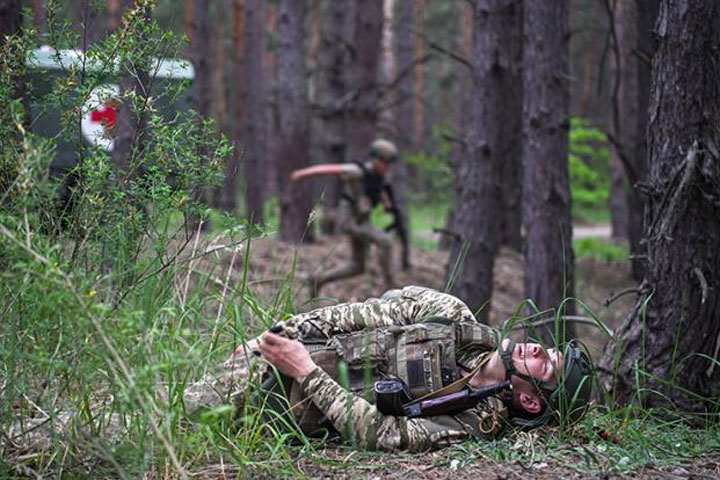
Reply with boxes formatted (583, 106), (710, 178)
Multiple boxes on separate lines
(29, 0), (46, 34)
(0, 0), (21, 42)
(497, 0), (523, 252)
(276, 0), (314, 243)
(440, 0), (473, 252)
(239, 0), (266, 224)
(600, 0), (720, 412)
(345, 0), (383, 163)
(446, 0), (521, 320)
(522, 0), (575, 338)
(412, 0), (425, 146)
(606, 0), (633, 240)
(312, 0), (351, 234)
(217, 0), (246, 214)
(627, 0), (659, 281)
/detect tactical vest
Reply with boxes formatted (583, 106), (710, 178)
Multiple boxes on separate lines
(259, 319), (498, 435)
(341, 161), (387, 213)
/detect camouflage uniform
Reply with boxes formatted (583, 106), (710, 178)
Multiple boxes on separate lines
(309, 161), (394, 297)
(185, 287), (508, 452)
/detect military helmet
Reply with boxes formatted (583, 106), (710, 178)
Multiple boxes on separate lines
(499, 339), (595, 428)
(369, 139), (399, 163)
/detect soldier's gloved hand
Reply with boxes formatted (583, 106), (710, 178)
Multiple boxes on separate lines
(258, 332), (317, 383)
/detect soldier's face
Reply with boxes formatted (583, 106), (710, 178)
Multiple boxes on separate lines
(371, 158), (391, 176)
(511, 342), (564, 387)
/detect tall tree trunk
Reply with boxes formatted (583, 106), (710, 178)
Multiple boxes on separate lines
(522, 0), (575, 339)
(497, 0), (523, 251)
(185, 0), (212, 230)
(218, 0), (246, 214)
(600, 0), (720, 412)
(607, 0), (634, 239)
(345, 0), (383, 163)
(0, 0), (21, 43)
(239, 0), (266, 224)
(276, 0), (313, 243)
(75, 0), (103, 47)
(439, 0), (473, 252)
(446, 0), (521, 320)
(29, 0), (46, 34)
(627, 0), (659, 281)
(412, 0), (425, 146)
(313, 0), (351, 234)
(263, 0), (278, 198)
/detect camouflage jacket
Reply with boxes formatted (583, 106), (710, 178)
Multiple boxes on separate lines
(275, 286), (508, 452)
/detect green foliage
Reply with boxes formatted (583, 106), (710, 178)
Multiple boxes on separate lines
(404, 125), (454, 205)
(569, 117), (611, 219)
(574, 238), (629, 261)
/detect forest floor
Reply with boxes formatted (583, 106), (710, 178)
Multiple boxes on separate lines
(187, 231), (720, 479)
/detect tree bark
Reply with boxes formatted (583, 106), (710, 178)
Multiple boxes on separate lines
(276, 0), (314, 243)
(345, 0), (383, 163)
(522, 0), (575, 339)
(29, 0), (46, 34)
(607, 0), (633, 239)
(497, 0), (522, 252)
(217, 0), (246, 214)
(600, 0), (720, 412)
(439, 0), (473, 252)
(412, 0), (425, 146)
(627, 0), (659, 281)
(312, 0), (351, 234)
(446, 0), (521, 320)
(0, 0), (21, 42)
(239, 0), (266, 224)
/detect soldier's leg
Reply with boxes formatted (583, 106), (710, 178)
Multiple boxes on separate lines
(365, 226), (395, 288)
(309, 234), (367, 296)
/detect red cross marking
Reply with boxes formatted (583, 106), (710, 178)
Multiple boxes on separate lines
(90, 105), (117, 131)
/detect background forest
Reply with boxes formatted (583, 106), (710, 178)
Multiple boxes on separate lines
(1, 0), (719, 478)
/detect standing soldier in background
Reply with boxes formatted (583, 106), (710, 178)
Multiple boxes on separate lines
(291, 139), (405, 297)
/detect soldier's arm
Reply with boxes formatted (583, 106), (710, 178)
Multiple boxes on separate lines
(276, 286), (477, 340)
(299, 368), (506, 452)
(290, 164), (362, 182)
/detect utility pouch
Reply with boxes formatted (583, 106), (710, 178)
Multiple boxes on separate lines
(374, 378), (415, 416)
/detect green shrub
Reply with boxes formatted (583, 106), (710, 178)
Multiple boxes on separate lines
(574, 237), (629, 261)
(569, 117), (611, 220)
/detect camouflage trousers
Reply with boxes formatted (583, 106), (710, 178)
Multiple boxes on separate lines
(309, 204), (395, 297)
(182, 347), (269, 416)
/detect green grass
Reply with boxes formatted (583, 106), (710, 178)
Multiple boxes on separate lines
(574, 237), (629, 261)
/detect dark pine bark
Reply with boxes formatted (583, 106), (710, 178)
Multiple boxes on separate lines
(627, 0), (660, 281)
(600, 1), (720, 412)
(0, 1), (21, 49)
(446, 0), (521, 320)
(496, 0), (523, 252)
(522, 0), (575, 338)
(313, 0), (351, 234)
(217, 0), (246, 214)
(345, 0), (383, 163)
(276, 0), (314, 243)
(440, 0), (473, 252)
(606, 0), (633, 240)
(239, 0), (266, 224)
(389, 0), (413, 266)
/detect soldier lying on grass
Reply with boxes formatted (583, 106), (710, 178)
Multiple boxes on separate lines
(185, 286), (594, 452)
